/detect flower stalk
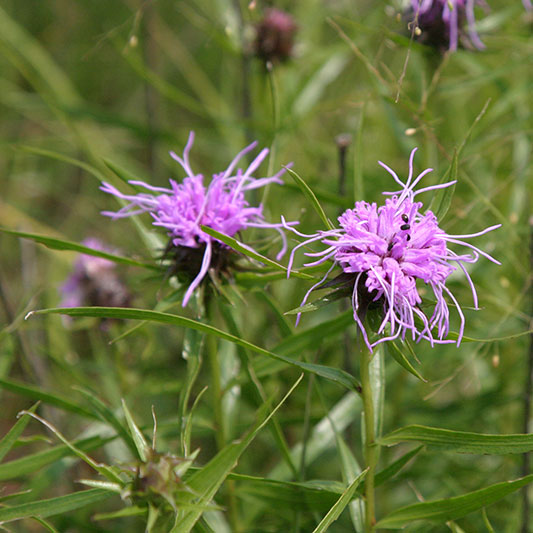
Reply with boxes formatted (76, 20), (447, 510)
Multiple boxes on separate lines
(360, 342), (378, 532)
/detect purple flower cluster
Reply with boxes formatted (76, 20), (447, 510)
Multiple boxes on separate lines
(285, 149), (500, 351)
(101, 132), (292, 306)
(409, 0), (485, 51)
(60, 238), (130, 310)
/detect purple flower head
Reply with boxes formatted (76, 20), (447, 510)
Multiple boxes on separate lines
(101, 132), (294, 307)
(409, 0), (486, 51)
(285, 149), (500, 352)
(60, 238), (131, 310)
(254, 8), (298, 63)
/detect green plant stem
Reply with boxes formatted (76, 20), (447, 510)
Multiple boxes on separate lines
(206, 332), (225, 450)
(360, 343), (377, 532)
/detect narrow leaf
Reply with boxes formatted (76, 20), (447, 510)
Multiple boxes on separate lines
(0, 378), (97, 420)
(121, 399), (149, 462)
(0, 402), (39, 462)
(312, 469), (368, 533)
(376, 474), (533, 528)
(200, 226), (313, 280)
(16, 145), (106, 181)
(0, 489), (111, 523)
(379, 425), (533, 454)
(0, 436), (113, 481)
(386, 342), (427, 383)
(31, 307), (359, 391)
(428, 149), (457, 221)
(0, 227), (158, 271)
(73, 387), (138, 458)
(172, 375), (303, 532)
(284, 166), (334, 230)
(374, 446), (424, 488)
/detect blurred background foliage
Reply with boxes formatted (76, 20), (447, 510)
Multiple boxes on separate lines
(0, 0), (531, 531)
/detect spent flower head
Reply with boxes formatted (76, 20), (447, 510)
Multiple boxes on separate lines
(285, 149), (500, 352)
(101, 132), (294, 306)
(408, 0), (486, 51)
(60, 238), (131, 310)
(254, 8), (297, 63)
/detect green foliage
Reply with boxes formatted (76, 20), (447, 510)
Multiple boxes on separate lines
(0, 0), (531, 531)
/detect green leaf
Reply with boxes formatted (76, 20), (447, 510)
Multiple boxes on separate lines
(19, 411), (123, 484)
(379, 425), (533, 454)
(73, 387), (138, 458)
(456, 98), (491, 157)
(428, 149), (457, 221)
(102, 158), (144, 185)
(30, 516), (60, 533)
(285, 289), (348, 315)
(0, 436), (113, 481)
(376, 474), (533, 529)
(232, 474), (345, 511)
(121, 398), (149, 462)
(270, 392), (362, 481)
(15, 145), (106, 182)
(200, 226), (313, 280)
(0, 378), (98, 420)
(283, 166), (334, 231)
(312, 469), (368, 533)
(171, 376), (303, 532)
(0, 402), (39, 462)
(0, 228), (159, 271)
(93, 506), (147, 521)
(374, 446), (424, 488)
(31, 307), (359, 391)
(447, 328), (533, 344)
(386, 342), (427, 383)
(0, 489), (112, 523)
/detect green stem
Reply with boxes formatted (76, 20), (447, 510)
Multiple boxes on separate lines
(361, 343), (377, 532)
(206, 330), (226, 450)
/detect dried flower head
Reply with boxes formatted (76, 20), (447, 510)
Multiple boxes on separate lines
(101, 132), (293, 306)
(285, 149), (500, 352)
(254, 8), (297, 62)
(408, 0), (485, 51)
(60, 238), (131, 309)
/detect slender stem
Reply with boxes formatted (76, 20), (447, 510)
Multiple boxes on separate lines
(360, 343), (377, 532)
(521, 225), (533, 533)
(206, 330), (226, 450)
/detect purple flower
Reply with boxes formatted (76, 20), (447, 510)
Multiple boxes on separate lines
(60, 238), (130, 309)
(524, 0), (532, 11)
(101, 132), (293, 307)
(254, 8), (298, 63)
(285, 149), (500, 352)
(409, 0), (486, 51)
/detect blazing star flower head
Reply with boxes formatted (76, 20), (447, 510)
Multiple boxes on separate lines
(254, 8), (298, 63)
(60, 238), (131, 309)
(101, 132), (294, 307)
(408, 0), (486, 51)
(285, 149), (501, 352)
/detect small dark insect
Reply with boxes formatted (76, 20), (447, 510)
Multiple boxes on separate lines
(406, 235), (411, 242)
(401, 214), (409, 222)
(400, 224), (410, 231)
(387, 242), (394, 252)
